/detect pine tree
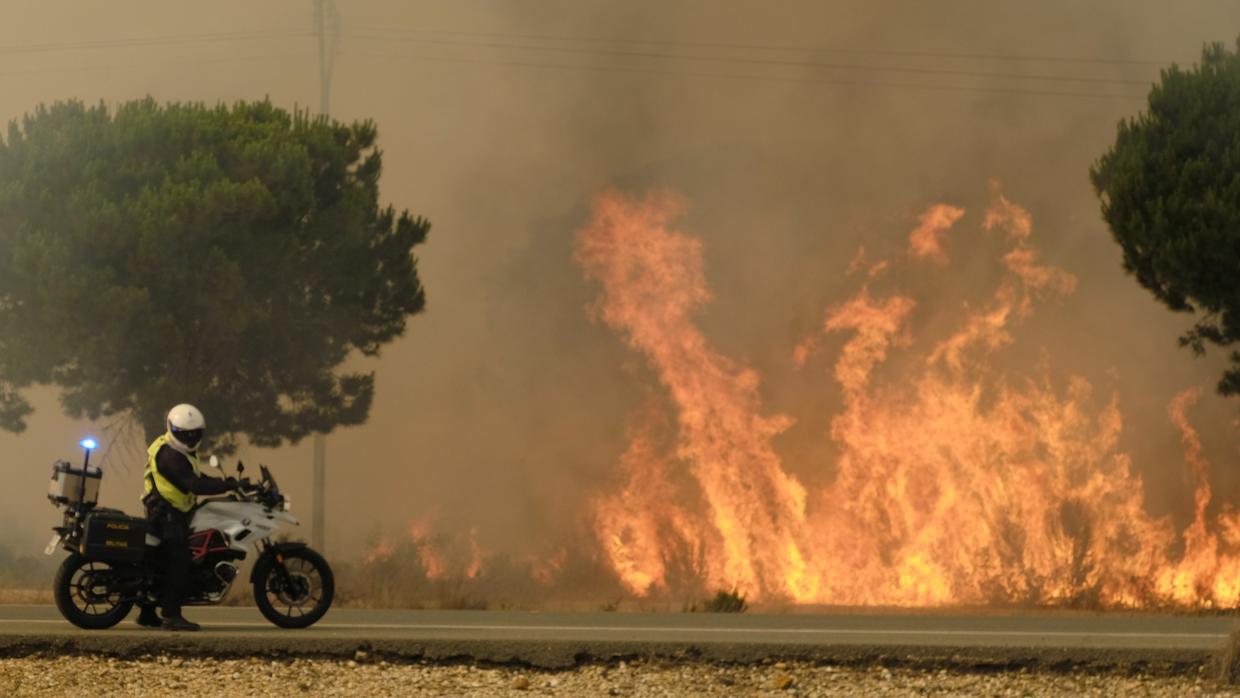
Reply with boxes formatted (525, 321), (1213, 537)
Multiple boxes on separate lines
(1092, 38), (1240, 394)
(0, 98), (429, 447)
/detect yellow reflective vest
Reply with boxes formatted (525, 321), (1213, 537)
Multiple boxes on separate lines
(143, 434), (201, 512)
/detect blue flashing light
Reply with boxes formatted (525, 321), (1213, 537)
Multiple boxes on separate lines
(80, 438), (98, 451)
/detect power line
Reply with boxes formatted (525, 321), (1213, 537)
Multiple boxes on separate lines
(341, 49), (1147, 102)
(347, 24), (1181, 68)
(0, 24), (1155, 101)
(0, 25), (1183, 73)
(0, 52), (312, 80)
(341, 31), (1156, 89)
(0, 30), (311, 56)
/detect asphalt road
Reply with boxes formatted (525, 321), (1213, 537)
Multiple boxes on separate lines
(0, 605), (1232, 668)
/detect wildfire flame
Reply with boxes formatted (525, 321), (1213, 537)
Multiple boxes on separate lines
(360, 515), (488, 583)
(576, 186), (1240, 608)
(907, 204), (965, 264)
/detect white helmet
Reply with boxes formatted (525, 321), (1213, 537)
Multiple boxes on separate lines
(166, 403), (205, 453)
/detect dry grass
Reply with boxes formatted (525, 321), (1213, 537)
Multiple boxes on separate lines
(0, 589), (51, 605)
(0, 545), (57, 606)
(332, 536), (627, 610)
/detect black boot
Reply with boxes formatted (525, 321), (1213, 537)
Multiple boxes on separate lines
(135, 605), (161, 628)
(161, 616), (201, 632)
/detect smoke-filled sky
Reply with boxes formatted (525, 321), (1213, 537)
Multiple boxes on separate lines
(2, 1), (1239, 575)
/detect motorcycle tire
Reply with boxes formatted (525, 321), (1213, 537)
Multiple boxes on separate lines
(252, 547), (334, 629)
(53, 554), (134, 630)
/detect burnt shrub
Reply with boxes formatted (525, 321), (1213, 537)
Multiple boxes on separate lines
(697, 588), (748, 613)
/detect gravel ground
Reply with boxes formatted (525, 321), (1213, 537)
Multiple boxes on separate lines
(0, 655), (1237, 697)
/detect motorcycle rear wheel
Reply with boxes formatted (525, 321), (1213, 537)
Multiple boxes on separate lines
(53, 554), (134, 630)
(252, 547), (334, 629)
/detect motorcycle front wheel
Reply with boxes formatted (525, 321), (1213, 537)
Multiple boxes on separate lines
(252, 547), (334, 629)
(53, 554), (134, 629)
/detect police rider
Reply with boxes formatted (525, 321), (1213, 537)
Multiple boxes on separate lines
(138, 404), (240, 631)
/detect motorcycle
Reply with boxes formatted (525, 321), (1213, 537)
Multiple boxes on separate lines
(45, 438), (334, 630)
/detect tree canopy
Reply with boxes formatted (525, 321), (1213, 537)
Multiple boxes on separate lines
(1091, 38), (1240, 395)
(0, 98), (428, 447)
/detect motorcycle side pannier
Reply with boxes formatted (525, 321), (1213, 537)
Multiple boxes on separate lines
(48, 460), (101, 507)
(80, 511), (147, 563)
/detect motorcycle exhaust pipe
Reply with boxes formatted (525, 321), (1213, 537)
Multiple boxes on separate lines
(214, 561), (238, 586)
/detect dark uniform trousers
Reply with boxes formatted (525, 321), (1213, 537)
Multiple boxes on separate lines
(143, 493), (191, 618)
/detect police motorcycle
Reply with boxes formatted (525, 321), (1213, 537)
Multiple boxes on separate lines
(45, 438), (334, 629)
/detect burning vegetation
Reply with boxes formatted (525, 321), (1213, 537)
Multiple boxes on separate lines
(577, 186), (1240, 609)
(347, 515), (621, 610)
(353, 185), (1240, 610)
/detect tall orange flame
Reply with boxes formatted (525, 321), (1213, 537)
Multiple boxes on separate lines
(577, 191), (811, 600)
(577, 187), (1240, 607)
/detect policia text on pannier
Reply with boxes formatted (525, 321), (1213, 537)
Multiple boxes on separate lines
(79, 510), (147, 563)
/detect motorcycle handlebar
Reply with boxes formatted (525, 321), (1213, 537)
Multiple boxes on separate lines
(203, 467), (281, 507)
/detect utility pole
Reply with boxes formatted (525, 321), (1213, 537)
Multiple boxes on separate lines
(311, 0), (338, 554)
(314, 0), (338, 116)
(312, 432), (326, 552)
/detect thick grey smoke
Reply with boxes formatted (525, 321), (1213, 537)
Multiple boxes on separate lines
(1, 1), (1238, 594)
